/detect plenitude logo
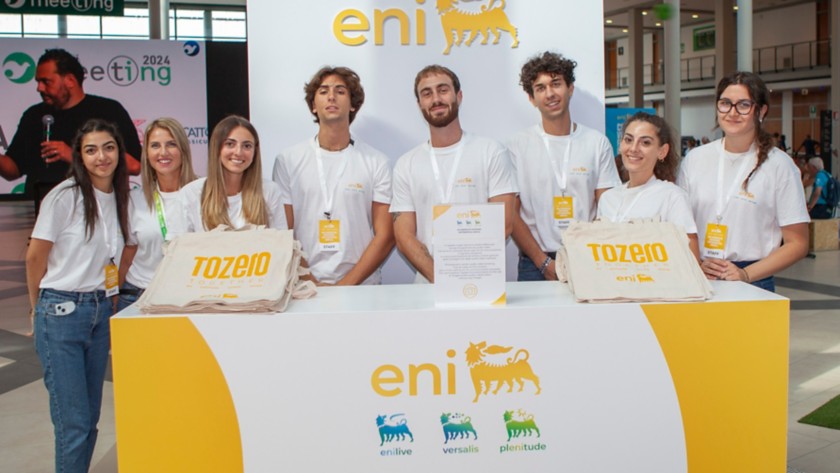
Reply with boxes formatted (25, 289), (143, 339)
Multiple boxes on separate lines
(333, 0), (519, 55)
(370, 341), (542, 402)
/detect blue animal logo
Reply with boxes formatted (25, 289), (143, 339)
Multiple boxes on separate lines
(2, 52), (35, 84)
(503, 409), (540, 441)
(440, 412), (477, 443)
(376, 414), (414, 446)
(183, 41), (201, 57)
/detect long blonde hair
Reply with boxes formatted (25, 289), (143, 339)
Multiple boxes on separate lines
(201, 115), (268, 230)
(141, 117), (198, 208)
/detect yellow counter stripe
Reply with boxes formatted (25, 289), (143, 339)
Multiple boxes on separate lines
(111, 317), (243, 472)
(643, 300), (789, 473)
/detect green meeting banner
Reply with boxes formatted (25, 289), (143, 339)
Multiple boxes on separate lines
(0, 0), (124, 17)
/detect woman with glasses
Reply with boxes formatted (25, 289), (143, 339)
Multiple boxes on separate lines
(677, 71), (809, 292)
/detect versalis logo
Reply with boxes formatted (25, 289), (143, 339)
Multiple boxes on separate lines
(437, 0), (519, 55)
(191, 253), (271, 279)
(587, 243), (669, 263)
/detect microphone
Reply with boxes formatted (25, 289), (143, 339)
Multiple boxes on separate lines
(42, 114), (54, 142)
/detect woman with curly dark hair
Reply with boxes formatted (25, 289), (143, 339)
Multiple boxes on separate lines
(25, 118), (130, 472)
(677, 72), (809, 291)
(597, 112), (699, 260)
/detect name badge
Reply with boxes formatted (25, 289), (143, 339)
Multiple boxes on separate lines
(105, 262), (120, 297)
(703, 222), (728, 259)
(319, 219), (341, 252)
(553, 196), (574, 228)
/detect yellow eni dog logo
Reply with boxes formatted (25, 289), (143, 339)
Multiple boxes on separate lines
(370, 341), (541, 403)
(436, 0), (519, 55)
(333, 0), (519, 55)
(191, 253), (271, 279)
(586, 243), (669, 263)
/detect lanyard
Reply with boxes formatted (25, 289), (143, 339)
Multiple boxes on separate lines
(715, 139), (754, 222)
(541, 131), (572, 195)
(613, 178), (656, 222)
(429, 134), (465, 204)
(313, 137), (349, 220)
(96, 195), (119, 262)
(153, 189), (169, 241)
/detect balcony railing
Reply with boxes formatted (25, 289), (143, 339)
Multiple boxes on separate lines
(606, 39), (831, 91)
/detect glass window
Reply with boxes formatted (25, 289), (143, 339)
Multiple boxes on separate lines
(174, 9), (205, 40)
(0, 13), (22, 37)
(66, 15), (100, 39)
(102, 7), (149, 39)
(23, 14), (58, 38)
(211, 10), (246, 41)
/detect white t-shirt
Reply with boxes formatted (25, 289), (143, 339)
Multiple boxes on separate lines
(390, 132), (517, 253)
(273, 137), (392, 285)
(32, 179), (125, 292)
(597, 176), (698, 233)
(181, 177), (288, 232)
(677, 139), (810, 261)
(507, 122), (620, 252)
(125, 186), (188, 288)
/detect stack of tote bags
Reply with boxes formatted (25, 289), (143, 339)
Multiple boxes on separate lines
(137, 227), (315, 313)
(556, 220), (713, 303)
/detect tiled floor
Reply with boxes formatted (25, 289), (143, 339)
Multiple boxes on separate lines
(0, 200), (838, 472)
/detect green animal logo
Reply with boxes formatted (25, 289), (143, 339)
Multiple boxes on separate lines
(3, 52), (36, 84)
(503, 409), (540, 441)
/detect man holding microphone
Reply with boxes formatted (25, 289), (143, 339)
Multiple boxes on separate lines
(0, 48), (141, 211)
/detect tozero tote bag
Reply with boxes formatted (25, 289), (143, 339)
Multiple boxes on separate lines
(557, 220), (712, 303)
(137, 226), (315, 313)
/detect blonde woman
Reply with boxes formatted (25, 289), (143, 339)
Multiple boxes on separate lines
(181, 115), (287, 231)
(117, 118), (197, 309)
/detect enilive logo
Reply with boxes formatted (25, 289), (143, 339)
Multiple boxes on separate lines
(333, 0), (519, 55)
(370, 341), (542, 403)
(2, 52), (35, 84)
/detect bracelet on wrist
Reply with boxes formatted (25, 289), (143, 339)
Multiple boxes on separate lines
(539, 256), (552, 275)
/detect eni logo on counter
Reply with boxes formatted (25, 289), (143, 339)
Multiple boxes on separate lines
(333, 0), (519, 55)
(191, 253), (271, 279)
(371, 341), (541, 403)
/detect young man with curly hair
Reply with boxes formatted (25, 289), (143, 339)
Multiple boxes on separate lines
(272, 66), (394, 285)
(508, 51), (620, 281)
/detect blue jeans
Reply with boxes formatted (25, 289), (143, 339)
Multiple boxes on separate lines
(733, 261), (775, 293)
(34, 288), (114, 473)
(116, 280), (145, 312)
(517, 252), (556, 282)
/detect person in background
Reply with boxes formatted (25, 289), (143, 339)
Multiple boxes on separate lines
(273, 66), (393, 286)
(390, 65), (517, 283)
(796, 134), (820, 157)
(181, 115), (287, 232)
(0, 49), (141, 212)
(25, 119), (130, 472)
(806, 157), (833, 219)
(597, 112), (699, 261)
(117, 118), (198, 310)
(678, 71), (810, 292)
(507, 51), (619, 281)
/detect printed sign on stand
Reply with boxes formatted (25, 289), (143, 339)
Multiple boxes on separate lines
(433, 203), (506, 307)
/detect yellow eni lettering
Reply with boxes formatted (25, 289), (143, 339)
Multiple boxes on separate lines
(191, 253), (272, 279)
(587, 243), (669, 263)
(334, 1), (426, 47)
(371, 348), (457, 397)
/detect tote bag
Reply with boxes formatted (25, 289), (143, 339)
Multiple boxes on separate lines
(137, 226), (315, 313)
(558, 220), (712, 303)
